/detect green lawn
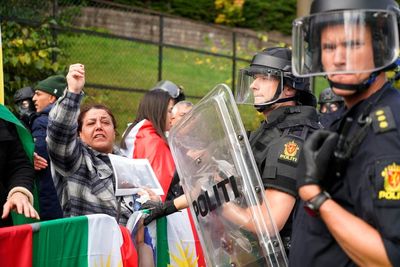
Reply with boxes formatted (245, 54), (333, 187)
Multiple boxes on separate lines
(59, 32), (326, 138)
(59, 32), (263, 137)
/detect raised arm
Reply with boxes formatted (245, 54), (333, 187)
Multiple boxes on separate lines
(46, 64), (86, 176)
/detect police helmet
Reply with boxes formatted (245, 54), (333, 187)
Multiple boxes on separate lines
(292, 0), (400, 87)
(318, 87), (344, 104)
(319, 87), (345, 113)
(236, 47), (316, 112)
(14, 86), (34, 103)
(151, 80), (186, 102)
(13, 86), (35, 119)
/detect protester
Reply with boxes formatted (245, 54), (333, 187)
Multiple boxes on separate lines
(120, 90), (175, 185)
(121, 80), (185, 157)
(121, 88), (204, 266)
(47, 64), (133, 225)
(0, 104), (40, 227)
(31, 75), (65, 220)
(291, 0), (400, 265)
(170, 100), (193, 127)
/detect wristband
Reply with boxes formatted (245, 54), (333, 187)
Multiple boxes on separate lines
(304, 191), (331, 217)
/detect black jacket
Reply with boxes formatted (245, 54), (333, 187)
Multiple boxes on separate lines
(0, 119), (35, 227)
(31, 105), (63, 220)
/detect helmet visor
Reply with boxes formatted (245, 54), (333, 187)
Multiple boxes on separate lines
(159, 85), (180, 99)
(152, 80), (181, 99)
(235, 67), (284, 105)
(292, 9), (399, 77)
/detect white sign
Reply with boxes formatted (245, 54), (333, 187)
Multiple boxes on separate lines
(108, 154), (164, 196)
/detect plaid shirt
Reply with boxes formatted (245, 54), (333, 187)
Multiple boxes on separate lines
(47, 91), (132, 225)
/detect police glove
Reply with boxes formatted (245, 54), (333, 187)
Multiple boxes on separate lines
(297, 130), (338, 188)
(141, 200), (178, 225)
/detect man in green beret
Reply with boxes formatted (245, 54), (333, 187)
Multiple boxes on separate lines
(33, 75), (65, 113)
(31, 74), (66, 220)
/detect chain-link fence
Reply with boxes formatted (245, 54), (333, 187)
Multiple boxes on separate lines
(2, 0), (290, 135)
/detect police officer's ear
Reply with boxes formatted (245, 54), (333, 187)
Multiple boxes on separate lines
(283, 86), (296, 97)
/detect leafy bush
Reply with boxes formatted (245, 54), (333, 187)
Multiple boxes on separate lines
(112, 0), (295, 34)
(214, 0), (245, 26)
(238, 0), (296, 35)
(2, 20), (67, 107)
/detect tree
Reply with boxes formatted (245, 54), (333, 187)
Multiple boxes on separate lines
(2, 20), (67, 107)
(214, 0), (245, 26)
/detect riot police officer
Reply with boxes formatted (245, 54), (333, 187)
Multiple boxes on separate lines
(291, 0), (400, 265)
(13, 86), (36, 128)
(235, 46), (320, 254)
(151, 80), (186, 102)
(318, 87), (344, 114)
(318, 87), (344, 127)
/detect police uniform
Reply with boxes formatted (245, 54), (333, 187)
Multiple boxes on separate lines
(249, 105), (320, 252)
(290, 83), (400, 266)
(319, 107), (344, 128)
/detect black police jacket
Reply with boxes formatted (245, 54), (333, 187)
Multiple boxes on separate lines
(290, 83), (400, 266)
(249, 105), (320, 245)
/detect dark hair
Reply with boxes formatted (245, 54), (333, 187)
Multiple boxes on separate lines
(120, 90), (173, 148)
(77, 104), (117, 133)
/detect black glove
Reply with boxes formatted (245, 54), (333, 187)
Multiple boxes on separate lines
(298, 130), (338, 188)
(140, 200), (178, 225)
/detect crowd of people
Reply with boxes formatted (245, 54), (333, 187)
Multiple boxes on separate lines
(2, 0), (400, 266)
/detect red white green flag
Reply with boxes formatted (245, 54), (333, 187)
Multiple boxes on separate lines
(0, 224), (32, 267)
(0, 214), (137, 267)
(153, 209), (205, 267)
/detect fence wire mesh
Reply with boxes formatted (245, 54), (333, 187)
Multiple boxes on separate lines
(2, 0), (288, 134)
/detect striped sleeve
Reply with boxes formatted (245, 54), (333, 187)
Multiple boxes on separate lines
(47, 91), (83, 177)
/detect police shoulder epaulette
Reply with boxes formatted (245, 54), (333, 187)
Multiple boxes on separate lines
(371, 106), (396, 134)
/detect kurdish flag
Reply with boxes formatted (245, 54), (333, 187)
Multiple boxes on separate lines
(153, 209), (205, 267)
(0, 214), (137, 267)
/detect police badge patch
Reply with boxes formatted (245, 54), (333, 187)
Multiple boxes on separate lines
(378, 163), (400, 200)
(278, 140), (300, 166)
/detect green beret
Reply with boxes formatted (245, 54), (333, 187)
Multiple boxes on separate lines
(35, 75), (66, 98)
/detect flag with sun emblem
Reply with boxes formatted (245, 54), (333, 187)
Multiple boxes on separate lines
(153, 209), (205, 267)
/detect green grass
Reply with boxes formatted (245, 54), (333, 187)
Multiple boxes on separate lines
(59, 32), (327, 139)
(59, 32), (262, 138)
(314, 76), (330, 98)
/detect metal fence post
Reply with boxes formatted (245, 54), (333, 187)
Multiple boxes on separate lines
(158, 14), (164, 82)
(51, 0), (58, 63)
(231, 31), (237, 95)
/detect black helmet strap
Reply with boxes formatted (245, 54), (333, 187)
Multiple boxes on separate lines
(254, 96), (297, 112)
(327, 71), (379, 91)
(254, 80), (298, 112)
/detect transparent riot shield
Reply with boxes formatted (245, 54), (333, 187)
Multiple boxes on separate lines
(169, 84), (288, 267)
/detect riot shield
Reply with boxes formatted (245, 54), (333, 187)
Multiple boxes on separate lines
(168, 84), (288, 267)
